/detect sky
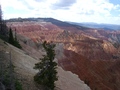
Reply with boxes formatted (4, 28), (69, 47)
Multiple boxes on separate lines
(1, 0), (120, 24)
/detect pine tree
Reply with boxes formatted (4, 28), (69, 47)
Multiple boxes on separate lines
(14, 29), (22, 49)
(0, 5), (2, 36)
(34, 41), (58, 90)
(8, 28), (22, 49)
(0, 5), (8, 41)
(0, 5), (2, 25)
(8, 28), (14, 45)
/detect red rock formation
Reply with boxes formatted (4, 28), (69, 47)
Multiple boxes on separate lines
(58, 50), (120, 90)
(7, 22), (64, 42)
(63, 39), (117, 61)
(6, 21), (120, 90)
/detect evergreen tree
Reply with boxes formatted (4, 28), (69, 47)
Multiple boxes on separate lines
(0, 5), (8, 41)
(34, 41), (58, 90)
(0, 5), (2, 25)
(14, 29), (17, 41)
(8, 28), (14, 45)
(8, 28), (22, 49)
(0, 5), (2, 37)
(14, 29), (22, 49)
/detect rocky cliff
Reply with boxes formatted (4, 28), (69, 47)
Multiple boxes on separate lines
(6, 18), (120, 90)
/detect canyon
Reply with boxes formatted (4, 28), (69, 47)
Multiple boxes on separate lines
(7, 18), (120, 90)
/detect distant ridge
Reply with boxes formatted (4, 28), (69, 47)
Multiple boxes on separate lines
(6, 17), (90, 30)
(68, 22), (120, 30)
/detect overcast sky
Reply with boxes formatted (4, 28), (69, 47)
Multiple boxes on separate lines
(1, 0), (120, 24)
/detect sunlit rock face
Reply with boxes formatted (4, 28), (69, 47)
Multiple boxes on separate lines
(64, 39), (117, 61)
(85, 30), (120, 46)
(7, 21), (63, 42)
(7, 20), (120, 90)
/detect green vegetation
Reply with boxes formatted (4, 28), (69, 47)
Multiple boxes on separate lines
(2, 70), (11, 87)
(0, 56), (23, 90)
(34, 41), (58, 90)
(8, 28), (22, 49)
(0, 5), (8, 41)
(15, 79), (23, 90)
(8, 28), (14, 45)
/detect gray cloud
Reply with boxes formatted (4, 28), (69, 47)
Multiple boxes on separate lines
(52, 0), (77, 10)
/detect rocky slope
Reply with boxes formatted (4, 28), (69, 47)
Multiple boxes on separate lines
(6, 18), (120, 90)
(0, 39), (91, 90)
(58, 49), (120, 90)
